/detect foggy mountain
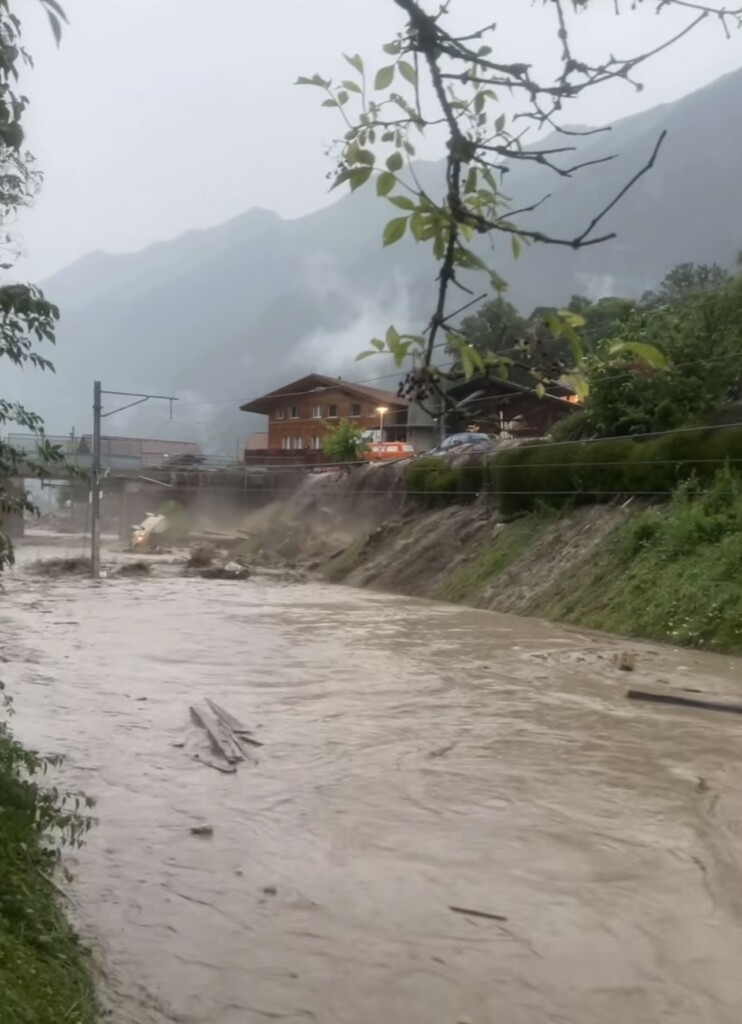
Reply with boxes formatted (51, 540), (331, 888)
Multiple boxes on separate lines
(16, 65), (742, 449)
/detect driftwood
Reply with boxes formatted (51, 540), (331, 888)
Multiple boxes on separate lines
(189, 703), (244, 763)
(627, 689), (742, 716)
(449, 905), (508, 922)
(206, 699), (263, 748)
(188, 701), (262, 773)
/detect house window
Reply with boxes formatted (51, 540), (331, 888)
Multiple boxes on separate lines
(312, 435), (322, 450)
(290, 405), (299, 419)
(328, 404), (338, 418)
(275, 408), (285, 420)
(312, 404), (323, 419)
(350, 403), (362, 417)
(281, 436), (290, 450)
(292, 436), (303, 449)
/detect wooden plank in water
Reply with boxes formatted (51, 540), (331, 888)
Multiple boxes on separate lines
(626, 689), (742, 716)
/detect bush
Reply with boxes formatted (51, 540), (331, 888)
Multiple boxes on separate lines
(491, 425), (742, 514)
(404, 457), (484, 507)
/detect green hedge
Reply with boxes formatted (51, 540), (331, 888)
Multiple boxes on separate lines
(403, 427), (742, 514)
(404, 457), (484, 507)
(492, 425), (742, 514)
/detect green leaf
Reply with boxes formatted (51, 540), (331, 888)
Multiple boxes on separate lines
(464, 167), (478, 194)
(409, 211), (426, 241)
(348, 166), (373, 191)
(495, 113), (506, 133)
(608, 341), (667, 369)
(344, 53), (364, 75)
(337, 91), (349, 106)
(535, 381), (546, 398)
(375, 65), (395, 90)
(386, 151), (404, 173)
(342, 80), (362, 93)
(511, 236), (521, 260)
(477, 45), (493, 57)
(399, 61), (417, 85)
(383, 217), (408, 246)
(474, 92), (486, 115)
(376, 171), (395, 197)
(371, 338), (385, 351)
(296, 73), (331, 88)
(386, 325), (400, 347)
(387, 194), (415, 210)
(383, 40), (402, 55)
(356, 350), (378, 360)
(355, 149), (376, 166)
(322, 98), (339, 107)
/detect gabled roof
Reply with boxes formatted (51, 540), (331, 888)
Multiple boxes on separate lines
(240, 373), (408, 415)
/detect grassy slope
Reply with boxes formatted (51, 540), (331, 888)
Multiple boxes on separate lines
(327, 470), (742, 654)
(538, 473), (742, 651)
(0, 729), (97, 1024)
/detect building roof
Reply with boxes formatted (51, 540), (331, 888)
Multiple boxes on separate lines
(240, 373), (408, 415)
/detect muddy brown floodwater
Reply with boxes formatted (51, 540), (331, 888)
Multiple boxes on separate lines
(3, 539), (742, 1023)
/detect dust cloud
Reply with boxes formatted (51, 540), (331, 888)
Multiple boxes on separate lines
(3, 539), (742, 1023)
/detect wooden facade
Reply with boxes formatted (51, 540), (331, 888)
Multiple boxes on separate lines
(241, 374), (409, 452)
(446, 377), (578, 439)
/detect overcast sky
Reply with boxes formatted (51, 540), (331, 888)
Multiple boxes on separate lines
(16, 0), (742, 281)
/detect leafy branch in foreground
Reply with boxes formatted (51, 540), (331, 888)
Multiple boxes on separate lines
(299, 0), (740, 415)
(0, 1), (66, 567)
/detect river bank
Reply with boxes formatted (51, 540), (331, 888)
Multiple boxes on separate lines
(0, 705), (97, 1023)
(320, 466), (742, 652)
(3, 545), (742, 1023)
(227, 457), (742, 653)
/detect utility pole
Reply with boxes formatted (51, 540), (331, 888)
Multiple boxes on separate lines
(91, 380), (102, 578)
(90, 381), (177, 579)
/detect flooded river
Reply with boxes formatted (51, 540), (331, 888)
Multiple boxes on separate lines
(3, 541), (742, 1023)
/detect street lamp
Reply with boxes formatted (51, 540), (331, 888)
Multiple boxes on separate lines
(376, 405), (388, 444)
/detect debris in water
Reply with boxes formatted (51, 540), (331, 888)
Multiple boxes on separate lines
(117, 561), (152, 577)
(30, 557), (91, 577)
(206, 699), (263, 748)
(187, 701), (262, 772)
(197, 561), (250, 581)
(449, 905), (508, 922)
(187, 544), (216, 569)
(191, 754), (237, 774)
(262, 885), (278, 896)
(627, 688), (742, 715)
(615, 651), (637, 672)
(189, 824), (214, 837)
(428, 742), (456, 759)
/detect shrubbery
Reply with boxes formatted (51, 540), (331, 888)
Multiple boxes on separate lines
(404, 456), (484, 506)
(404, 426), (742, 514)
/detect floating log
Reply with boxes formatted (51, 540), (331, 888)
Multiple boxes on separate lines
(449, 905), (508, 922)
(626, 689), (742, 716)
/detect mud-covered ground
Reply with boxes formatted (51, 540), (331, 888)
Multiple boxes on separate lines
(3, 535), (742, 1023)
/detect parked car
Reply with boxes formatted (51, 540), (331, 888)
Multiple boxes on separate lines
(427, 433), (495, 456)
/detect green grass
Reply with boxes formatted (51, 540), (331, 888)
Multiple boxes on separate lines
(432, 513), (548, 604)
(539, 469), (742, 652)
(0, 723), (97, 1024)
